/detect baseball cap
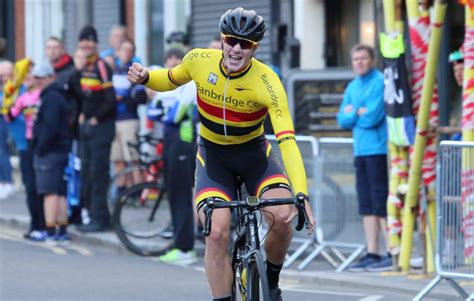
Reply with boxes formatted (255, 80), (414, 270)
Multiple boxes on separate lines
(449, 50), (464, 63)
(32, 62), (54, 78)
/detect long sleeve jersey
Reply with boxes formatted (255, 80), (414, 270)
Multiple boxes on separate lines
(145, 48), (308, 195)
(337, 68), (387, 157)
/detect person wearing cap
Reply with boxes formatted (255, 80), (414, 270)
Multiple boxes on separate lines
(436, 50), (464, 140)
(129, 7), (315, 301)
(72, 25), (117, 232)
(32, 62), (71, 244)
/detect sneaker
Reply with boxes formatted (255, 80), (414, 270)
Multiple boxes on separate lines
(159, 224), (174, 239)
(24, 230), (47, 242)
(159, 248), (197, 265)
(347, 254), (381, 272)
(269, 287), (283, 301)
(45, 235), (57, 246)
(0, 183), (13, 199)
(366, 255), (394, 272)
(56, 233), (72, 246)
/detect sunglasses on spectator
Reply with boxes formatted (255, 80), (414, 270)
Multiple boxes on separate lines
(221, 34), (258, 50)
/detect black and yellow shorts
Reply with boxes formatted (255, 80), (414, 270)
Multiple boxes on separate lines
(195, 136), (291, 211)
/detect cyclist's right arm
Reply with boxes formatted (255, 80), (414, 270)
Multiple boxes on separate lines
(133, 50), (197, 92)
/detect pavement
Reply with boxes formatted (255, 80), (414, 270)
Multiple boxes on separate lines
(1, 185), (473, 300)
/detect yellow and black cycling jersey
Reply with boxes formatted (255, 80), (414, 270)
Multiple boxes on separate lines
(146, 48), (308, 195)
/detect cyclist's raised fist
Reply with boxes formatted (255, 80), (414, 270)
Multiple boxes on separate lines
(128, 62), (149, 85)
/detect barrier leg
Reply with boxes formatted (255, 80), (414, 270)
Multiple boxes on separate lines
(413, 275), (442, 301)
(336, 245), (365, 272)
(283, 239), (313, 268)
(297, 244), (325, 270)
(445, 278), (469, 299)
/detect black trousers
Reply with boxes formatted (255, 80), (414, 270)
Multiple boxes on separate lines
(80, 120), (115, 226)
(19, 142), (44, 231)
(163, 128), (196, 252)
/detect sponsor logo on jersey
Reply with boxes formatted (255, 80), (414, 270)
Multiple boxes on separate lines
(208, 72), (218, 85)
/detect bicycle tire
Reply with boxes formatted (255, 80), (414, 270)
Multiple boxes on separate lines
(112, 182), (170, 256)
(232, 251), (270, 301)
(108, 163), (164, 214)
(247, 252), (271, 301)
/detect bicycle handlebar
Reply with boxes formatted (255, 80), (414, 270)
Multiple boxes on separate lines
(202, 193), (310, 237)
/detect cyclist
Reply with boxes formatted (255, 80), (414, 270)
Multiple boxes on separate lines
(128, 7), (315, 301)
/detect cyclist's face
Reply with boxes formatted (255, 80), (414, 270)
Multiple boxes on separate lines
(351, 50), (374, 76)
(222, 36), (257, 73)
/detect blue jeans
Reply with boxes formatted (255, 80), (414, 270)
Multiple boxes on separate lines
(0, 116), (12, 183)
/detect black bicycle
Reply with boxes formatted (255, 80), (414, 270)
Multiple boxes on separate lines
(107, 133), (164, 213)
(111, 134), (170, 256)
(202, 183), (310, 301)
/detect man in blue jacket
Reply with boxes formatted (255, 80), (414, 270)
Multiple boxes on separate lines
(337, 44), (391, 272)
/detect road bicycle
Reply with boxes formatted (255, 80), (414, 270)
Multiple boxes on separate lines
(202, 178), (310, 301)
(111, 134), (170, 256)
(107, 133), (164, 213)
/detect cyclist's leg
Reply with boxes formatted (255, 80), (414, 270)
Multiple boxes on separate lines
(197, 206), (233, 298)
(195, 144), (236, 298)
(243, 140), (293, 292)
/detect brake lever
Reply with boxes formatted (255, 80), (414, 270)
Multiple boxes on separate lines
(202, 198), (215, 237)
(295, 194), (306, 231)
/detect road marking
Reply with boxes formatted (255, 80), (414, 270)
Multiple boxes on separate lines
(281, 284), (366, 297)
(0, 231), (68, 255)
(64, 244), (93, 256)
(359, 296), (384, 301)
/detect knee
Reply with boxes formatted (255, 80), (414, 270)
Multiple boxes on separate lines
(205, 225), (229, 253)
(269, 209), (293, 234)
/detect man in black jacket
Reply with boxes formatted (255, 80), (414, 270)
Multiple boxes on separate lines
(32, 63), (71, 244)
(73, 25), (116, 232)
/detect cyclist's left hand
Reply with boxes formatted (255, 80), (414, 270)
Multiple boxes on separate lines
(285, 198), (316, 236)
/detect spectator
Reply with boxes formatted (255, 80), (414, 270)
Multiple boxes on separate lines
(0, 60), (14, 199)
(207, 33), (221, 50)
(100, 25), (140, 70)
(166, 31), (189, 51)
(7, 61), (46, 240)
(0, 38), (6, 59)
(436, 50), (464, 140)
(73, 25), (116, 233)
(337, 44), (392, 272)
(31, 62), (71, 244)
(45, 37), (75, 88)
(45, 36), (81, 223)
(146, 47), (197, 264)
(111, 39), (147, 194)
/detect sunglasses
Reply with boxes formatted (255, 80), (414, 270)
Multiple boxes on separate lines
(222, 34), (258, 50)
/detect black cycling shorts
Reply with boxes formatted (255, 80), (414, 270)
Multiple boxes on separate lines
(195, 136), (291, 211)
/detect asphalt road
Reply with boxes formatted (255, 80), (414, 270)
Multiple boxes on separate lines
(0, 224), (437, 301)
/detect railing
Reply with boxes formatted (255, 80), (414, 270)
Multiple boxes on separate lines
(266, 136), (366, 272)
(415, 141), (474, 300)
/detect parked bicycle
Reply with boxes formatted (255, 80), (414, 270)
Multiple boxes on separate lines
(111, 133), (171, 256)
(107, 133), (164, 213)
(202, 178), (310, 301)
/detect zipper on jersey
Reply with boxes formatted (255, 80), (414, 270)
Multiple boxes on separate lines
(222, 75), (230, 138)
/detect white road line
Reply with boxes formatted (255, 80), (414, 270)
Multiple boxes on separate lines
(64, 244), (93, 256)
(0, 229), (67, 255)
(359, 296), (384, 301)
(281, 285), (366, 297)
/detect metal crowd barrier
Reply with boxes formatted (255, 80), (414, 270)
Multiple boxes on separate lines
(415, 141), (474, 300)
(266, 136), (365, 272)
(265, 135), (319, 268)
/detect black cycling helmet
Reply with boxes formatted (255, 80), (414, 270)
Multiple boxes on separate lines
(219, 7), (266, 42)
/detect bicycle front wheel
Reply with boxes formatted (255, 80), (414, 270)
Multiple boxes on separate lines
(112, 182), (170, 256)
(233, 251), (271, 301)
(248, 252), (271, 301)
